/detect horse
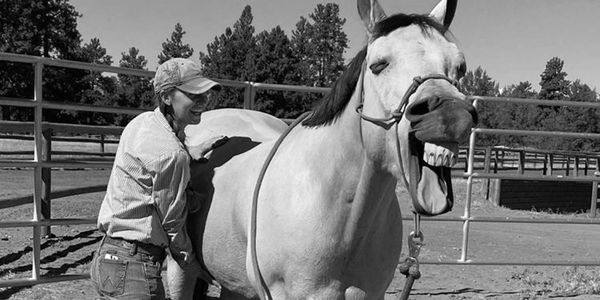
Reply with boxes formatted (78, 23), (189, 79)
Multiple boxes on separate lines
(172, 0), (477, 298)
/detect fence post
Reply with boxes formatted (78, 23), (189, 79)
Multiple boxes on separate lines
(575, 157), (580, 176)
(463, 148), (469, 172)
(99, 134), (105, 154)
(518, 150), (525, 175)
(591, 171), (599, 218)
(549, 154), (554, 175)
(543, 154), (548, 175)
(243, 82), (256, 110)
(494, 149), (499, 172)
(482, 147), (491, 199)
(41, 128), (54, 237)
(566, 155), (570, 176)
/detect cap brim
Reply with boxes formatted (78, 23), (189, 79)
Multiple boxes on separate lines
(177, 77), (221, 94)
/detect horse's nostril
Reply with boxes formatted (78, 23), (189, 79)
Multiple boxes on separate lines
(405, 96), (446, 122)
(405, 96), (477, 143)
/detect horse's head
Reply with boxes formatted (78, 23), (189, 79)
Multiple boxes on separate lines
(357, 0), (477, 216)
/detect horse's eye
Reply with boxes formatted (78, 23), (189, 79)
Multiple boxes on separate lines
(369, 60), (389, 75)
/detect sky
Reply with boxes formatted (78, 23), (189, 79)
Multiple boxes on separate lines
(70, 0), (600, 90)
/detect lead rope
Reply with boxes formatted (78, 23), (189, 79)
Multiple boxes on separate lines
(397, 213), (423, 300)
(249, 111), (312, 300)
(392, 114), (423, 300)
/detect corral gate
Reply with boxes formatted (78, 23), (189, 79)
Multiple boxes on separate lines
(0, 52), (599, 290)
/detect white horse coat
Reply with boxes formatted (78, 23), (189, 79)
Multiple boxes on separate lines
(175, 0), (476, 299)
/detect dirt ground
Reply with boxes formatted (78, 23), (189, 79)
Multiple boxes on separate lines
(1, 169), (600, 300)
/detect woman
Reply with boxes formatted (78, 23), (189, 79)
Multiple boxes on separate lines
(90, 57), (226, 299)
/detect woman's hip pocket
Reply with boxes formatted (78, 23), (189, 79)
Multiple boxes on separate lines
(95, 254), (128, 297)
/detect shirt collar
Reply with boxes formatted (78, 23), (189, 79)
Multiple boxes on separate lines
(152, 108), (189, 154)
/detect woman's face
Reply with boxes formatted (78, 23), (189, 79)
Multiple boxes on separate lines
(166, 89), (212, 126)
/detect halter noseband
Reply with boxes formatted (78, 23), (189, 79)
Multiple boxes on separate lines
(355, 73), (459, 126)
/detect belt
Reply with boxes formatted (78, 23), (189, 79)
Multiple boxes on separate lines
(104, 236), (165, 259)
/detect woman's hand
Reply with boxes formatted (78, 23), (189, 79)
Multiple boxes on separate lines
(188, 135), (229, 161)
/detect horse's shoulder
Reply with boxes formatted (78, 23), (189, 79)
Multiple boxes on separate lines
(186, 108), (286, 189)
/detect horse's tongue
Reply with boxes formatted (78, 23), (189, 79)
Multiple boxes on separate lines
(408, 155), (450, 216)
(417, 165), (447, 207)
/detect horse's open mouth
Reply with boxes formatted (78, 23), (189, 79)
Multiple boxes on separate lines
(407, 140), (457, 216)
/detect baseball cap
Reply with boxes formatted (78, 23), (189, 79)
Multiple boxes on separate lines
(153, 58), (220, 94)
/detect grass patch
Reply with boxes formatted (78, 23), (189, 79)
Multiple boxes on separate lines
(512, 267), (600, 297)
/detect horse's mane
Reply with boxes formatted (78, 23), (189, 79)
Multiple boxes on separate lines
(302, 14), (448, 127)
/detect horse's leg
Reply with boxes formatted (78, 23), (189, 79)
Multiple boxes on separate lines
(166, 255), (202, 300)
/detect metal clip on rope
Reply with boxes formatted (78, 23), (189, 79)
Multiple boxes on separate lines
(397, 214), (424, 300)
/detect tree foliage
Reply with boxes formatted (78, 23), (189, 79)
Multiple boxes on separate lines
(199, 4), (348, 117)
(115, 47), (154, 125)
(158, 23), (194, 64)
(0, 0), (82, 121)
(2, 2), (599, 155)
(464, 58), (600, 152)
(303, 3), (348, 87)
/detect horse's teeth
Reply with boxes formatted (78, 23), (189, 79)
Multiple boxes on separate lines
(422, 143), (459, 167)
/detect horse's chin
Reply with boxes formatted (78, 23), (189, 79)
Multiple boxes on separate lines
(407, 141), (457, 216)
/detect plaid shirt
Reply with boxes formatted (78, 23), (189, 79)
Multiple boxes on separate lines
(98, 108), (196, 267)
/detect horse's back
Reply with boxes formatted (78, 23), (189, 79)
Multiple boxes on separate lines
(185, 108), (287, 148)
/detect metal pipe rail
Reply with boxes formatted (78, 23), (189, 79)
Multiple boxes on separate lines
(0, 52), (331, 289)
(399, 215), (600, 266)
(3, 52), (600, 289)
(456, 97), (600, 265)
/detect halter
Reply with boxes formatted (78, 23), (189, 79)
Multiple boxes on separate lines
(354, 65), (459, 197)
(355, 73), (459, 126)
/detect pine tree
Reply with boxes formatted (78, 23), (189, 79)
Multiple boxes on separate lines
(254, 26), (302, 117)
(539, 57), (570, 101)
(536, 57), (571, 150)
(559, 80), (599, 151)
(289, 17), (313, 85)
(115, 47), (154, 125)
(460, 66), (499, 97)
(288, 4), (349, 116)
(0, 0), (82, 121)
(158, 23), (194, 64)
(460, 66), (500, 146)
(199, 5), (258, 109)
(308, 3), (348, 87)
(499, 81), (538, 147)
(67, 38), (116, 125)
(290, 4), (348, 87)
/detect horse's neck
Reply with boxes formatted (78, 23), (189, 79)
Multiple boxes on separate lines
(295, 92), (399, 235)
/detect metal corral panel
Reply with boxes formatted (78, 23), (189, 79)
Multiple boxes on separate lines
(490, 179), (593, 212)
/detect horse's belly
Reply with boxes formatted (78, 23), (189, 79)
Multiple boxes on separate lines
(195, 148), (270, 298)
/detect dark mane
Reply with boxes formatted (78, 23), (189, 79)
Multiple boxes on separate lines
(302, 14), (448, 127)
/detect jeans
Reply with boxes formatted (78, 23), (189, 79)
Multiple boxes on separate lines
(90, 236), (166, 300)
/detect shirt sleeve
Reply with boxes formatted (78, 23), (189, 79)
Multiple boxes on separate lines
(153, 150), (196, 268)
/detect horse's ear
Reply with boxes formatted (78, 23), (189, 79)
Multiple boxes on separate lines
(429, 0), (457, 29)
(357, 0), (386, 34)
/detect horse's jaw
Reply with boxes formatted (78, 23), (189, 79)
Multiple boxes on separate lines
(406, 140), (458, 216)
